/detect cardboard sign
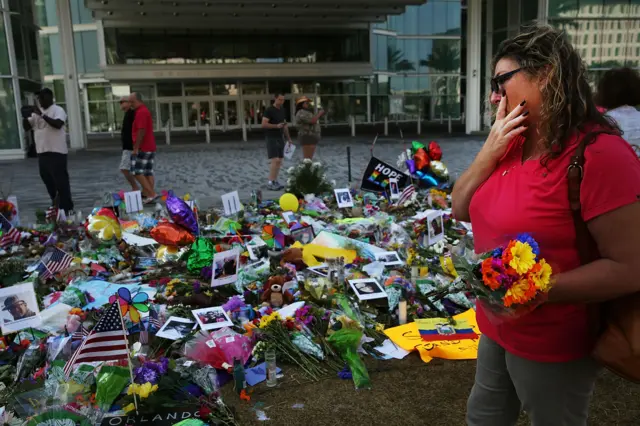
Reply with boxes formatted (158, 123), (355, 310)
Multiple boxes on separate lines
(124, 190), (144, 213)
(361, 157), (409, 193)
(221, 191), (241, 216)
(100, 408), (201, 426)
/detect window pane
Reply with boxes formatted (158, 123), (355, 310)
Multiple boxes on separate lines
(211, 83), (237, 95)
(34, 0), (58, 27)
(0, 78), (19, 149)
(493, 0), (509, 30)
(417, 1), (462, 36)
(11, 16), (27, 77)
(87, 84), (112, 102)
(521, 0), (538, 23)
(157, 82), (182, 97)
(78, 31), (100, 74)
(41, 33), (63, 75)
(549, 0), (579, 18)
(0, 16), (10, 75)
(71, 0), (94, 25)
(419, 39), (461, 73)
(184, 82), (210, 96)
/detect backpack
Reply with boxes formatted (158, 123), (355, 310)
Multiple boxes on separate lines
(568, 131), (640, 383)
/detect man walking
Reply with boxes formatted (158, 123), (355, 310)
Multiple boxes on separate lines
(22, 88), (74, 215)
(129, 92), (158, 203)
(119, 96), (138, 191)
(261, 93), (292, 190)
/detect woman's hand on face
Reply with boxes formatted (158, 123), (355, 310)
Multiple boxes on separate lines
(482, 95), (529, 163)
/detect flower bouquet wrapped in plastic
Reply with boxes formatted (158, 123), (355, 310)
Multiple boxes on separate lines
(452, 233), (553, 324)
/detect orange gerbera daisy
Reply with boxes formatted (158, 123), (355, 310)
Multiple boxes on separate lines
(481, 258), (501, 290)
(503, 277), (537, 307)
(501, 241), (516, 266)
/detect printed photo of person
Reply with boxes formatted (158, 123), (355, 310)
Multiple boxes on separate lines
(0, 283), (42, 334)
(192, 307), (233, 331)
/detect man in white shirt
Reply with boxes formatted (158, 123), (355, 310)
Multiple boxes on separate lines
(22, 88), (74, 214)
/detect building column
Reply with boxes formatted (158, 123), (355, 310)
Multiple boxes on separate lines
(538, 0), (549, 23)
(56, 0), (86, 150)
(483, 0), (494, 129)
(1, 0), (25, 157)
(465, 0), (483, 134)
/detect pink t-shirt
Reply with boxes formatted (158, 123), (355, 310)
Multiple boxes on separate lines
(469, 130), (640, 362)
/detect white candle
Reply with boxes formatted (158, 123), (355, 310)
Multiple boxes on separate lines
(398, 299), (407, 325)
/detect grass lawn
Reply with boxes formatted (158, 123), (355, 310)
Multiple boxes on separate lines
(221, 356), (640, 425)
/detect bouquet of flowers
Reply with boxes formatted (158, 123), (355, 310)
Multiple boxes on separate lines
(285, 159), (334, 197)
(453, 233), (553, 323)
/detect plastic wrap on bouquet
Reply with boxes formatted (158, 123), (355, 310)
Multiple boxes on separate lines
(95, 365), (131, 411)
(292, 332), (324, 360)
(327, 328), (371, 389)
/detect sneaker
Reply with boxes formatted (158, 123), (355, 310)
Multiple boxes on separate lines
(266, 181), (284, 191)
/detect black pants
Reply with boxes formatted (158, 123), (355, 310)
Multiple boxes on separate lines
(38, 152), (74, 212)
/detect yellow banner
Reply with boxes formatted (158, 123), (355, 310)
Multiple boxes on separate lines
(291, 242), (357, 267)
(384, 309), (481, 363)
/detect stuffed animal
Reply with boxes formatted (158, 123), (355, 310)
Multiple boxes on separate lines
(261, 275), (293, 308)
(279, 247), (307, 271)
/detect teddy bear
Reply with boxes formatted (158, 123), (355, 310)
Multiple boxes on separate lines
(261, 275), (294, 308)
(279, 247), (307, 271)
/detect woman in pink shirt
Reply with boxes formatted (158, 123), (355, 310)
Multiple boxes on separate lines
(452, 25), (640, 425)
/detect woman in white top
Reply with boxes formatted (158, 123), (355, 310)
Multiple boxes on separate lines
(596, 67), (640, 152)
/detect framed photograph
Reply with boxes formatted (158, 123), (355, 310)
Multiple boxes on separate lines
(334, 188), (354, 208)
(425, 210), (445, 246)
(290, 225), (315, 245)
(374, 250), (403, 267)
(348, 278), (388, 301)
(0, 282), (42, 334)
(247, 242), (268, 261)
(212, 248), (240, 287)
(156, 316), (197, 340)
(281, 211), (297, 225)
(192, 306), (233, 331)
(308, 264), (329, 277)
(389, 178), (400, 200)
(221, 191), (241, 216)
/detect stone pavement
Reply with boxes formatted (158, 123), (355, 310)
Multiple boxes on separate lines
(0, 136), (484, 223)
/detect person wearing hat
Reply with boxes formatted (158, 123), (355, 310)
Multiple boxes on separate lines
(22, 88), (74, 215)
(2, 296), (35, 322)
(295, 97), (325, 160)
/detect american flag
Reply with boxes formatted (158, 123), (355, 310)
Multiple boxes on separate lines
(72, 323), (89, 341)
(36, 247), (73, 280)
(45, 206), (59, 222)
(0, 213), (20, 249)
(63, 301), (128, 377)
(396, 184), (416, 206)
(138, 321), (149, 345)
(148, 307), (161, 331)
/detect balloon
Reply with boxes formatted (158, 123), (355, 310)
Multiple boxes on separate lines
(430, 160), (449, 179)
(428, 141), (443, 161)
(411, 141), (425, 154)
(186, 237), (214, 273)
(96, 207), (118, 220)
(414, 148), (430, 171)
(150, 222), (195, 246)
(405, 159), (417, 174)
(279, 193), (299, 212)
(416, 171), (439, 187)
(87, 214), (122, 242)
(166, 193), (199, 235)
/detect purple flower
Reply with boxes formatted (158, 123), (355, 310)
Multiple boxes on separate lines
(201, 266), (212, 280)
(516, 233), (540, 256)
(491, 248), (503, 258)
(222, 296), (246, 312)
(134, 366), (159, 384)
(193, 281), (202, 294)
(337, 366), (352, 380)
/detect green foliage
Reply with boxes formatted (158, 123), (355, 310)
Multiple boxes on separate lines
(285, 160), (334, 198)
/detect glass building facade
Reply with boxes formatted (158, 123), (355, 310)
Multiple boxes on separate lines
(2, 0), (640, 157)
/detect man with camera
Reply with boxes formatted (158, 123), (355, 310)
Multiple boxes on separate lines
(22, 88), (74, 215)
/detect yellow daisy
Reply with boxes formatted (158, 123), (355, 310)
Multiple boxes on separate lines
(508, 241), (537, 274)
(528, 259), (553, 292)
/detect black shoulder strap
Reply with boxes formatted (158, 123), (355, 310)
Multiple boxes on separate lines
(567, 131), (611, 264)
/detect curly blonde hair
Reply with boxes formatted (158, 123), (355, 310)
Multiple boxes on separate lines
(492, 24), (618, 159)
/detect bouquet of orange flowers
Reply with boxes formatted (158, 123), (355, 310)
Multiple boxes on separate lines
(453, 233), (553, 323)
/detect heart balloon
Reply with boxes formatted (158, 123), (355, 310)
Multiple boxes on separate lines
(166, 193), (199, 235)
(414, 148), (430, 171)
(150, 222), (195, 246)
(428, 141), (443, 161)
(411, 141), (425, 154)
(430, 160), (449, 179)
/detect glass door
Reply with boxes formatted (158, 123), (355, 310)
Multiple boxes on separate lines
(243, 98), (270, 130)
(212, 99), (240, 131)
(159, 102), (185, 129)
(187, 100), (211, 129)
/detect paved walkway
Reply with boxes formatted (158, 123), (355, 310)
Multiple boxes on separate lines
(0, 136), (484, 223)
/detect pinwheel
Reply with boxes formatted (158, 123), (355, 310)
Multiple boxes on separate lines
(262, 224), (286, 250)
(109, 287), (149, 323)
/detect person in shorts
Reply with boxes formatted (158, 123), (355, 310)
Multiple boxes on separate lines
(129, 92), (158, 203)
(295, 96), (325, 159)
(119, 96), (138, 191)
(261, 93), (292, 190)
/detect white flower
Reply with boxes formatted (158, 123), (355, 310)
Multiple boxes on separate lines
(330, 180), (336, 186)
(313, 161), (322, 168)
(287, 178), (293, 185)
(303, 158), (312, 164)
(287, 166), (295, 173)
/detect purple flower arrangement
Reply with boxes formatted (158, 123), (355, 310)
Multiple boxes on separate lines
(133, 357), (169, 384)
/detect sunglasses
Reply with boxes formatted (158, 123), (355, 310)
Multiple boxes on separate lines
(491, 68), (522, 93)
